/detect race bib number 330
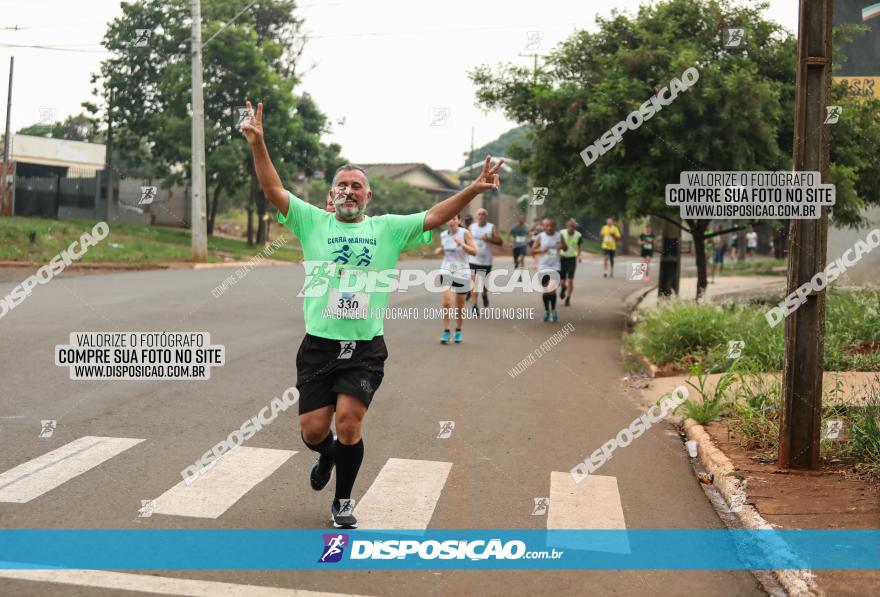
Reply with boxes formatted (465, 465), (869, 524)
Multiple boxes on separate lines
(327, 289), (368, 319)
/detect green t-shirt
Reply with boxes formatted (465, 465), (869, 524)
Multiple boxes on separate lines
(561, 230), (582, 257)
(278, 192), (429, 341)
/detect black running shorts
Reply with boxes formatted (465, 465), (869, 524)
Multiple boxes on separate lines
(295, 333), (388, 414)
(560, 256), (577, 280)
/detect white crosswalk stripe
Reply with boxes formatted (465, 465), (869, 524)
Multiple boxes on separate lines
(0, 570), (372, 596)
(354, 458), (453, 529)
(151, 446), (297, 519)
(547, 472), (629, 552)
(0, 436), (144, 503)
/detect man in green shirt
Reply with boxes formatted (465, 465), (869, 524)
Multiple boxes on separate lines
(241, 100), (503, 529)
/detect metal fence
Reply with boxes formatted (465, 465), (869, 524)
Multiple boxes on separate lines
(14, 167), (100, 218)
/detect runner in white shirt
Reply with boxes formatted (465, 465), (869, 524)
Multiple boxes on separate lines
(467, 208), (502, 316)
(532, 218), (563, 323)
(746, 228), (759, 261)
(434, 214), (476, 344)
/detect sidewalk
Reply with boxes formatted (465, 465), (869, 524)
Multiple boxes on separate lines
(626, 278), (879, 596)
(634, 275), (786, 312)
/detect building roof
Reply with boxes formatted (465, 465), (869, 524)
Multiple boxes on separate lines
(360, 162), (459, 191)
(458, 157), (515, 176)
(10, 135), (106, 170)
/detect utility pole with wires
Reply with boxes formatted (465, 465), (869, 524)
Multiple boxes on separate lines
(518, 44), (547, 223)
(778, 0), (833, 470)
(1, 56), (13, 216)
(190, 0), (208, 261)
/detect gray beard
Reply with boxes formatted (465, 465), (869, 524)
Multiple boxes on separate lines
(334, 195), (366, 220)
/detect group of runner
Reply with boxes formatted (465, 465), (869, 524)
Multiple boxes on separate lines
(432, 211), (585, 334)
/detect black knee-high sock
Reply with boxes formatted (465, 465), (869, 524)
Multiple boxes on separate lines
(303, 430), (335, 462)
(333, 438), (364, 501)
(542, 294), (551, 311)
(549, 293), (557, 310)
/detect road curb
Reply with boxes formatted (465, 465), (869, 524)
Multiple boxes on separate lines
(683, 418), (822, 596)
(0, 260), (168, 271)
(623, 284), (657, 312)
(0, 259), (291, 271)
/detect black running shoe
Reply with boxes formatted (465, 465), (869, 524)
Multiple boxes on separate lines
(330, 499), (358, 529)
(310, 454), (334, 491)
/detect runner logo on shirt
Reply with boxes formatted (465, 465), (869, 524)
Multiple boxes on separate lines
(332, 244), (353, 264)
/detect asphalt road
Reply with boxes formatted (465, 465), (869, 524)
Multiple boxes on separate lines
(0, 256), (765, 597)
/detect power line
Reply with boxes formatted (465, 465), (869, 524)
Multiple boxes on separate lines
(303, 21), (588, 39)
(0, 42), (108, 53)
(201, 0), (258, 49)
(0, 19), (589, 53)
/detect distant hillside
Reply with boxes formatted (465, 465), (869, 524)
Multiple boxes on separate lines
(462, 125), (531, 166)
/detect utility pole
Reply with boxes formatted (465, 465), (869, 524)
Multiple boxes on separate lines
(190, 0), (208, 261)
(778, 0), (833, 470)
(518, 50), (546, 223)
(104, 87), (114, 222)
(2, 56), (13, 216)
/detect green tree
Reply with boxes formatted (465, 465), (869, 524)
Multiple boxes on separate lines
(17, 112), (102, 142)
(471, 0), (880, 298)
(89, 0), (340, 238)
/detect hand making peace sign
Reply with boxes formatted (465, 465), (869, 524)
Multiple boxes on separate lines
(469, 155), (505, 193)
(239, 100), (264, 146)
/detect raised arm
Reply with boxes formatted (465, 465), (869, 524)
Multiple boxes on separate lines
(489, 225), (503, 246)
(423, 156), (504, 231)
(241, 100), (289, 216)
(460, 230), (478, 256)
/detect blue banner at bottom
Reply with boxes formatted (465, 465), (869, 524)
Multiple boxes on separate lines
(0, 530), (877, 570)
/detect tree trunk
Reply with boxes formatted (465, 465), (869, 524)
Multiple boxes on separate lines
(658, 218), (681, 298)
(775, 221), (790, 259)
(689, 219), (709, 300)
(256, 189), (267, 245)
(250, 173), (268, 245)
(207, 181), (221, 236)
(248, 175), (257, 245)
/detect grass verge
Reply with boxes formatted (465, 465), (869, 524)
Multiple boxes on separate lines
(1, 216), (303, 264)
(625, 287), (880, 372)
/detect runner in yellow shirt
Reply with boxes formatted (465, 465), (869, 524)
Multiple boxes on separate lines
(600, 218), (621, 278)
